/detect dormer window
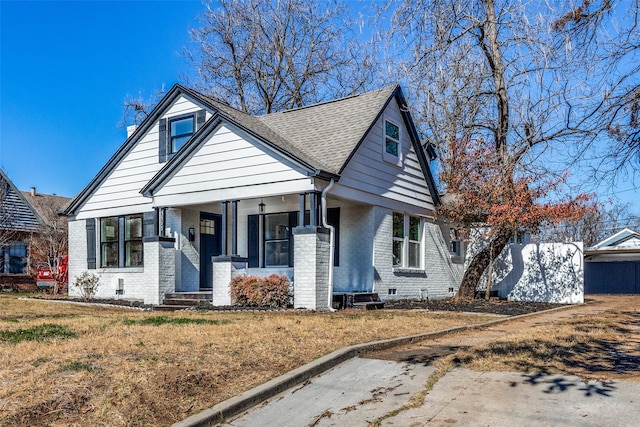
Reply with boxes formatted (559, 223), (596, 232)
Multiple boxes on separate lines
(170, 115), (195, 154)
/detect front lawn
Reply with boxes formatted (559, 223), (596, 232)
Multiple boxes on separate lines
(0, 295), (495, 426)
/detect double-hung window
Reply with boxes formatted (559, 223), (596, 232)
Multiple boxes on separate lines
(100, 214), (144, 268)
(170, 115), (195, 154)
(392, 212), (422, 269)
(101, 217), (119, 267)
(385, 120), (399, 156)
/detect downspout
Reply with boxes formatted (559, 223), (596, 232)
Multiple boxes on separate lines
(321, 179), (336, 312)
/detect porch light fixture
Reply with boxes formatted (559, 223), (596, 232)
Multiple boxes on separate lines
(259, 200), (265, 214)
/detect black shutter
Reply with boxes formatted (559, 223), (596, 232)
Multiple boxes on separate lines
(288, 211), (298, 267)
(158, 118), (167, 162)
(86, 218), (96, 269)
(248, 214), (259, 268)
(328, 208), (340, 266)
(196, 109), (206, 130)
(143, 211), (157, 238)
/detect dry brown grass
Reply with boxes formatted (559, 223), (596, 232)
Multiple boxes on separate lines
(0, 295), (495, 426)
(451, 304), (640, 382)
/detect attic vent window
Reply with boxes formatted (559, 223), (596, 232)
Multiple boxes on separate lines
(170, 115), (195, 154)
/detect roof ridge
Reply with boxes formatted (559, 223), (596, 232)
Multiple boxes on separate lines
(266, 85), (398, 115)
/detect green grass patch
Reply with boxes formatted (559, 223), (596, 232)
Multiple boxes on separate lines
(122, 316), (227, 326)
(0, 323), (77, 343)
(59, 361), (100, 372)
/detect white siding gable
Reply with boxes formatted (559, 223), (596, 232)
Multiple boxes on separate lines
(151, 123), (314, 207)
(336, 98), (435, 213)
(77, 96), (207, 219)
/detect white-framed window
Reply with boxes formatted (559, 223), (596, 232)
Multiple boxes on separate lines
(383, 119), (402, 165)
(392, 212), (422, 269)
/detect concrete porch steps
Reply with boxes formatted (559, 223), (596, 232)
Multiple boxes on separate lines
(155, 291), (213, 311)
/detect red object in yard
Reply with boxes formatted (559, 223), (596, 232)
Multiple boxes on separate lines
(36, 263), (56, 289)
(57, 255), (68, 291)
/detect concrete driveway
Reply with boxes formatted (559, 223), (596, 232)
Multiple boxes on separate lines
(223, 364), (639, 427)
(176, 296), (640, 427)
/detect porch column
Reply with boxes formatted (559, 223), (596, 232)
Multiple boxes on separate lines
(212, 256), (248, 306)
(309, 192), (318, 226)
(299, 193), (306, 227)
(231, 200), (238, 255)
(292, 226), (331, 310)
(221, 201), (228, 255)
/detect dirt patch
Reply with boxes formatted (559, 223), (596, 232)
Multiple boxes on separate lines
(384, 298), (565, 316)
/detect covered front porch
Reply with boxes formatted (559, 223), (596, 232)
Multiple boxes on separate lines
(150, 189), (337, 310)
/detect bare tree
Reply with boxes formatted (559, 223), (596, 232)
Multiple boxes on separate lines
(538, 202), (640, 246)
(385, 0), (632, 299)
(121, 87), (167, 127)
(187, 0), (377, 114)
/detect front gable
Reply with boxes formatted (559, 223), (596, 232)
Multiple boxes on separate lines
(67, 88), (213, 219)
(336, 95), (437, 213)
(145, 120), (316, 207)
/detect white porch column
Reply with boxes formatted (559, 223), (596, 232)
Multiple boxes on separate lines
(293, 226), (331, 310)
(212, 256), (248, 306)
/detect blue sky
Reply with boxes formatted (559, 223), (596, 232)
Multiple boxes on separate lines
(1, 0), (638, 215)
(1, 0), (202, 198)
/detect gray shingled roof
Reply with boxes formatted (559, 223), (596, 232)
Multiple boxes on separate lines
(0, 169), (42, 233)
(258, 86), (397, 175)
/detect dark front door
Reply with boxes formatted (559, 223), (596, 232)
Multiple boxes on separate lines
(200, 212), (222, 290)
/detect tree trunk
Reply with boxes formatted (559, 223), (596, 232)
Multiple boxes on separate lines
(455, 228), (512, 301)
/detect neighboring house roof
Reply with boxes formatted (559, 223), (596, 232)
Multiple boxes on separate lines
(0, 169), (42, 233)
(64, 84), (440, 216)
(21, 190), (71, 227)
(588, 228), (640, 251)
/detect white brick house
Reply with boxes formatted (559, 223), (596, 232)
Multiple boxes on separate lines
(63, 84), (463, 308)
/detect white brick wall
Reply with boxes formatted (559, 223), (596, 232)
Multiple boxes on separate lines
(372, 207), (461, 302)
(293, 229), (330, 310)
(332, 204), (375, 292)
(67, 218), (177, 304)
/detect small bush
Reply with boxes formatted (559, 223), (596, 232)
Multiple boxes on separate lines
(73, 271), (101, 300)
(230, 274), (291, 307)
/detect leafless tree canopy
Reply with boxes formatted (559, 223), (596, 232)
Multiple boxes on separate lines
(384, 0), (639, 297)
(187, 0), (377, 114)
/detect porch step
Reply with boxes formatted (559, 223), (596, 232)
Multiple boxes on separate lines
(160, 292), (212, 310)
(163, 291), (212, 301)
(352, 301), (385, 310)
(332, 292), (384, 310)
